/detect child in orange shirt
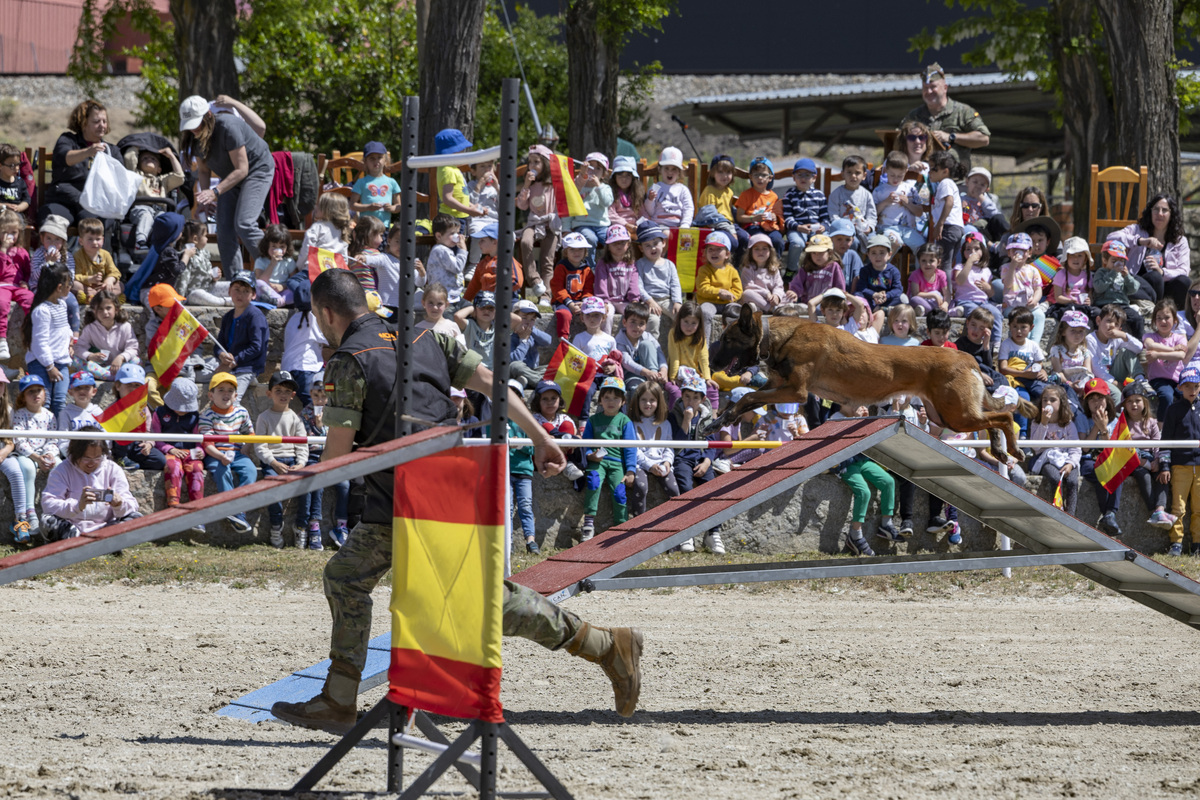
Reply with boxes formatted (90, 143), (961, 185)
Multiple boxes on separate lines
(734, 157), (785, 257)
(551, 231), (595, 338)
(463, 222), (524, 303)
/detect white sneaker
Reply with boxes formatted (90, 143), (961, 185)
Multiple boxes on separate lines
(292, 524), (307, 549)
(0, 339), (11, 360)
(678, 537), (695, 553)
(704, 530), (726, 555)
(712, 458), (732, 474)
(563, 463), (584, 481)
(269, 524), (284, 548)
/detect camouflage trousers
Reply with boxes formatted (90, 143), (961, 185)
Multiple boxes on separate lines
(324, 521), (583, 673)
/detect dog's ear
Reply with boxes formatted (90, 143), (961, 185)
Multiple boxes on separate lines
(737, 302), (756, 335)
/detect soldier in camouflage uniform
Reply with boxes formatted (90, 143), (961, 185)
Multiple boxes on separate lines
(902, 63), (991, 170)
(272, 269), (642, 735)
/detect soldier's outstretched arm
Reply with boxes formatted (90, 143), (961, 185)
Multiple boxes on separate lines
(466, 364), (566, 477)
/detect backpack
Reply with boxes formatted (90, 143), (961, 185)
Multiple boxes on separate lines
(286, 271), (312, 312)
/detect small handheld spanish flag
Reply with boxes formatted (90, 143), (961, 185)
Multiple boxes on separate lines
(147, 301), (208, 391)
(545, 152), (587, 218)
(543, 340), (598, 418)
(1095, 410), (1141, 493)
(308, 247), (347, 282)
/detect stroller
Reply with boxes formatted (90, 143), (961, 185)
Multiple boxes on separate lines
(115, 133), (188, 271)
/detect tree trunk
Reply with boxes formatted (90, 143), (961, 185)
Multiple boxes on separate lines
(415, 0), (431, 72)
(566, 0), (620, 158)
(418, 0), (487, 155)
(170, 0), (239, 101)
(1050, 0), (1114, 238)
(1096, 0), (1181, 201)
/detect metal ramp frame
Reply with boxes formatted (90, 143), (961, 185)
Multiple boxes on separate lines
(512, 417), (1200, 630)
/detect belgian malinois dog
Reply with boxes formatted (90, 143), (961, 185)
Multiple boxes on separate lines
(709, 306), (1037, 462)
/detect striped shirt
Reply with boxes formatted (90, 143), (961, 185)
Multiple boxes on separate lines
(198, 404), (253, 453)
(782, 187), (830, 232)
(30, 247), (75, 290)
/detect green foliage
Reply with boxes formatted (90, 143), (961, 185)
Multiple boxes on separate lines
(619, 60), (661, 146)
(126, 23), (179, 136)
(475, 5), (570, 148)
(592, 0), (676, 45)
(68, 0), (163, 98)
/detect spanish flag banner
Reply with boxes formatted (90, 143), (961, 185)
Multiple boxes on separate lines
(542, 340), (598, 418)
(387, 445), (505, 723)
(547, 153), (587, 218)
(665, 227), (712, 294)
(147, 301), (208, 390)
(96, 383), (148, 446)
(1095, 411), (1141, 493)
(1053, 477), (1065, 510)
(307, 247), (347, 282)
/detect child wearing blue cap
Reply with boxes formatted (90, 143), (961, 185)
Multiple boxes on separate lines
(349, 141), (401, 226)
(734, 157), (784, 255)
(57, 371), (101, 457)
(782, 157), (831, 276)
(13, 373), (57, 538)
(109, 363), (165, 472)
(633, 221), (682, 345)
(580, 376), (637, 542)
(464, 222), (523, 302)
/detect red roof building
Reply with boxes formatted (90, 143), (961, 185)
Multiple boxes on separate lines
(1, 0), (170, 74)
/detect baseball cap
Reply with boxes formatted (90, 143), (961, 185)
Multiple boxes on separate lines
(433, 128), (472, 155)
(1060, 309), (1090, 329)
(209, 371), (238, 390)
(69, 371), (96, 389)
(682, 375), (706, 393)
(581, 296), (606, 315)
(1062, 236), (1090, 257)
(730, 387), (754, 403)
(1122, 378), (1154, 401)
(450, 387), (467, 399)
(471, 222), (499, 240)
(705, 231), (732, 251)
(561, 231), (590, 250)
(792, 157), (817, 175)
(38, 214), (69, 242)
(804, 234), (834, 253)
(966, 166), (992, 184)
(269, 370), (298, 391)
(827, 219), (855, 239)
(636, 221), (666, 243)
(534, 380), (563, 397)
(747, 233), (774, 250)
(1101, 240), (1128, 259)
(1083, 377), (1111, 397)
(148, 284), (185, 308)
(604, 224), (630, 244)
(17, 374), (45, 394)
(585, 152), (610, 170)
(611, 156), (637, 175)
(231, 270), (256, 289)
(820, 287), (847, 302)
(598, 376), (626, 394)
(1006, 232), (1033, 252)
(363, 141), (388, 157)
(163, 377), (200, 413)
(866, 233), (892, 251)
(473, 291), (496, 308)
(658, 147), (683, 169)
(514, 299), (541, 317)
(1181, 367), (1200, 386)
(178, 95), (208, 132)
(115, 363), (147, 385)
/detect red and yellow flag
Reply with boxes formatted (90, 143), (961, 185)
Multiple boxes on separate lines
(97, 384), (148, 446)
(1095, 411), (1141, 493)
(543, 340), (598, 418)
(147, 301), (208, 390)
(387, 445), (505, 723)
(665, 227), (712, 294)
(547, 153), (587, 218)
(1053, 477), (1065, 509)
(308, 247), (347, 282)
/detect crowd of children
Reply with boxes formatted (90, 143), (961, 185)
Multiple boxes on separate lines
(1, 129), (1197, 559)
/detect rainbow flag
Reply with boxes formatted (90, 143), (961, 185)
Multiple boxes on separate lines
(387, 445), (505, 723)
(308, 247), (347, 282)
(543, 340), (598, 417)
(97, 384), (148, 446)
(1032, 254), (1060, 290)
(147, 301), (208, 390)
(547, 153), (587, 218)
(665, 227), (712, 294)
(1095, 411), (1141, 493)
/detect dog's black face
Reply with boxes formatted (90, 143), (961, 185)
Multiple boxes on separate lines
(711, 304), (760, 375)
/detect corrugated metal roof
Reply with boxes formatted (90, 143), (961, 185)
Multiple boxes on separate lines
(669, 71), (1039, 108)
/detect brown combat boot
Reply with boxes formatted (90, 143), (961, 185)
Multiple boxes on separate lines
(271, 659), (360, 735)
(565, 622), (643, 717)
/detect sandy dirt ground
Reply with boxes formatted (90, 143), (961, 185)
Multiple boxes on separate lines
(2, 580), (1200, 799)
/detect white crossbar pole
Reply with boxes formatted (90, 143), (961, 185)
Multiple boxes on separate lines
(391, 733), (482, 767)
(405, 146), (502, 169)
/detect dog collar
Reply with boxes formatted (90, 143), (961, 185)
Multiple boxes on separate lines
(758, 314), (770, 364)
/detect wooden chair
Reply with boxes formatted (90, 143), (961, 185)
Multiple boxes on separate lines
(637, 158), (702, 209)
(322, 156), (366, 189)
(1088, 165), (1148, 254)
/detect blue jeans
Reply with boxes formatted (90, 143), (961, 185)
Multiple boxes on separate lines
(296, 452), (349, 524)
(1151, 377), (1177, 422)
(65, 293), (79, 333)
(27, 360), (69, 415)
(955, 300), (1004, 346)
(511, 475), (535, 539)
(204, 450), (257, 495)
(112, 441), (165, 471)
(880, 224), (925, 253)
(573, 225), (608, 265)
(786, 230), (811, 275)
(263, 456), (297, 527)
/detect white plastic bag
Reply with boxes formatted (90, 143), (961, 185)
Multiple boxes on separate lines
(79, 151), (140, 219)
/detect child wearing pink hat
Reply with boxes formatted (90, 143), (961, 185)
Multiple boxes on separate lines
(738, 233), (786, 313)
(569, 152), (613, 262)
(592, 224), (640, 331)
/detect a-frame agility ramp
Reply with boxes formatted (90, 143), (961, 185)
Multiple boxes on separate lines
(218, 416), (1200, 724)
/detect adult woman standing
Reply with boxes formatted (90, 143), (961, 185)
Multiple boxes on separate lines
(179, 95), (274, 278)
(1108, 194), (1191, 309)
(40, 99), (114, 229)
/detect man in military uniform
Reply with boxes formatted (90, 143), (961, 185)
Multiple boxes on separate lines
(272, 269), (642, 734)
(902, 63), (991, 170)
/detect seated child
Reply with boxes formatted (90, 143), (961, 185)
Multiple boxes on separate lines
(177, 220), (230, 306)
(253, 224), (297, 306)
(828, 155), (877, 249)
(733, 157), (784, 254)
(72, 290), (140, 381)
(347, 216), (387, 295)
(1029, 385), (1081, 517)
(580, 377), (637, 541)
(697, 154), (746, 252)
(960, 166), (1005, 241)
(13, 373), (59, 534)
(669, 375), (723, 553)
(642, 147), (694, 229)
(874, 151), (924, 256)
(454, 290), (497, 362)
(151, 377), (206, 521)
(1118, 378), (1175, 531)
(1048, 309), (1093, 425)
(1160, 368), (1200, 554)
(0, 143), (30, 215)
(551, 231), (595, 338)
(633, 221), (683, 344)
(0, 208), (31, 360)
(1093, 240), (1144, 338)
(782, 157), (830, 276)
(126, 146), (184, 248)
(608, 156), (644, 236)
(956, 306), (1003, 387)
(593, 224), (640, 330)
(296, 193), (350, 280)
(199, 371), (256, 535)
(517, 145), (561, 301)
(881, 304), (921, 347)
(756, 402), (809, 443)
(109, 363), (164, 472)
(1049, 236), (1095, 320)
(1000, 232), (1046, 346)
(72, 217), (123, 304)
(739, 233), (786, 314)
(999, 307), (1049, 437)
(784, 234), (844, 307)
(531, 380), (586, 482)
(810, 287), (878, 344)
(627, 381), (680, 518)
(827, 219), (865, 290)
(694, 231), (743, 331)
(615, 302), (669, 396)
(510, 299), (553, 388)
(421, 282), (466, 343)
(569, 152), (613, 259)
(907, 241), (950, 316)
(255, 370), (311, 549)
(953, 234), (1003, 345)
(30, 214), (79, 333)
(215, 272), (270, 402)
(668, 301), (720, 408)
(56, 371), (100, 457)
(464, 222), (523, 302)
(1144, 298), (1188, 419)
(920, 308), (957, 349)
(854, 233), (903, 311)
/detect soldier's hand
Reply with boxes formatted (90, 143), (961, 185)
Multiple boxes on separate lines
(534, 439), (567, 477)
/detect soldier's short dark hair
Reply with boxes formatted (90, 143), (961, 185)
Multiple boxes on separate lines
(312, 268), (368, 318)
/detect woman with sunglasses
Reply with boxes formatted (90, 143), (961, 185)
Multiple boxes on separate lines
(1107, 194), (1191, 309)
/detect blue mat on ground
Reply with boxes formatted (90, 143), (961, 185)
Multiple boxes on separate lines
(216, 633), (391, 723)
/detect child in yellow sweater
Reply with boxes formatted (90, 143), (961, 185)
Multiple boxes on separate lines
(694, 231), (743, 336)
(697, 155), (748, 255)
(668, 300), (720, 407)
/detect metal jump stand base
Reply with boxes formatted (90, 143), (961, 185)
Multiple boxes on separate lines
(287, 697), (573, 800)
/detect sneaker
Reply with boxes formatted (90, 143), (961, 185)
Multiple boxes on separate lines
(1169, 542), (1184, 556)
(947, 521), (963, 547)
(899, 518), (914, 537)
(292, 524), (307, 549)
(525, 538), (540, 554)
(846, 531), (875, 557)
(1100, 511), (1122, 538)
(704, 530), (726, 555)
(11, 519), (30, 544)
(188, 523), (206, 535)
(225, 513), (252, 536)
(563, 462), (584, 481)
(1148, 510), (1176, 530)
(267, 524), (284, 548)
(330, 523), (349, 549)
(120, 457), (140, 472)
(926, 516), (949, 533)
(307, 522), (324, 551)
(0, 340), (10, 360)
(712, 458), (732, 475)
(580, 521), (595, 542)
(25, 510), (39, 533)
(679, 537), (695, 553)
(876, 520), (904, 542)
